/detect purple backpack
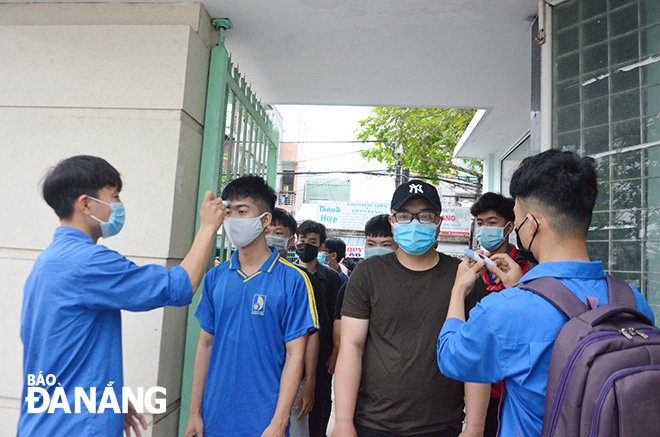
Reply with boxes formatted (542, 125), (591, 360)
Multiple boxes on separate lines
(518, 276), (660, 437)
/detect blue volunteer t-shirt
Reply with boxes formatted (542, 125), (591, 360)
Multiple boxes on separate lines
(18, 227), (192, 436)
(437, 261), (655, 437)
(195, 247), (319, 437)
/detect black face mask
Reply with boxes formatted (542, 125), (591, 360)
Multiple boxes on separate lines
(296, 243), (319, 263)
(515, 215), (539, 265)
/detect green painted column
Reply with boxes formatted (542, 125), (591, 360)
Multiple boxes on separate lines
(178, 18), (232, 436)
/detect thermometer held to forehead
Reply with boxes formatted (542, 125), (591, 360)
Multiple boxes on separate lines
(222, 200), (231, 207)
(464, 249), (497, 267)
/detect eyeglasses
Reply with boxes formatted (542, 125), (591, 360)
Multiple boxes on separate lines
(392, 211), (439, 224)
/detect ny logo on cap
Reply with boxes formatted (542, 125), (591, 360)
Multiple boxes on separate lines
(409, 184), (424, 194)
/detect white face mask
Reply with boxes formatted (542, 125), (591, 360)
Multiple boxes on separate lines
(265, 234), (291, 253)
(223, 213), (267, 248)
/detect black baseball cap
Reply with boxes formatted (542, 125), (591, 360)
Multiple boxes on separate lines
(391, 180), (442, 213)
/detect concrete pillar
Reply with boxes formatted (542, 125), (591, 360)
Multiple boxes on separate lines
(0, 4), (216, 435)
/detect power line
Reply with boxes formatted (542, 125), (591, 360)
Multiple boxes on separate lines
(279, 140), (387, 144)
(277, 170), (481, 190)
(284, 150), (363, 164)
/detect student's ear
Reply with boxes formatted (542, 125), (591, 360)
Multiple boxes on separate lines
(527, 213), (540, 233)
(287, 235), (295, 249)
(504, 221), (515, 236)
(261, 212), (272, 228)
(74, 194), (92, 216)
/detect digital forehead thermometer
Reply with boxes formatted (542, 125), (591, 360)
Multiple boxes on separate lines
(222, 200), (231, 207)
(464, 249), (497, 267)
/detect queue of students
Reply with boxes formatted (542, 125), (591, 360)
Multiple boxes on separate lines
(18, 150), (657, 437)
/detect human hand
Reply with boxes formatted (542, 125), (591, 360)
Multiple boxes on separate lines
(184, 413), (204, 437)
(330, 421), (358, 437)
(296, 380), (315, 419)
(124, 400), (148, 437)
(453, 256), (485, 298)
(199, 191), (227, 233)
(487, 253), (524, 289)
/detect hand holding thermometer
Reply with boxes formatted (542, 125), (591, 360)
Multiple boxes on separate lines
(464, 249), (497, 267)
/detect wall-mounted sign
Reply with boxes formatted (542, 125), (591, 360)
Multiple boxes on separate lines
(439, 206), (471, 236)
(297, 202), (471, 237)
(314, 201), (391, 231)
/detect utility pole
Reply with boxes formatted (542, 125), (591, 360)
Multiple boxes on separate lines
(394, 144), (403, 186)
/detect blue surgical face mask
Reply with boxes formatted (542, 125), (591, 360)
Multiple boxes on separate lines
(317, 253), (329, 265)
(476, 223), (511, 252)
(363, 246), (396, 259)
(391, 220), (438, 255)
(89, 196), (125, 238)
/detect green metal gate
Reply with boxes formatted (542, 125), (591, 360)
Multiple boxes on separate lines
(178, 18), (280, 434)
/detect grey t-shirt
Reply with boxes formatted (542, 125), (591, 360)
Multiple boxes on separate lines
(342, 251), (487, 435)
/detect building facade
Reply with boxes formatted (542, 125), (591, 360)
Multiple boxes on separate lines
(455, 0), (660, 321)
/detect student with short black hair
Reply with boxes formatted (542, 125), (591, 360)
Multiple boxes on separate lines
(19, 155), (227, 436)
(437, 150), (655, 436)
(327, 214), (398, 375)
(266, 208), (331, 437)
(186, 176), (319, 437)
(296, 220), (342, 437)
(333, 180), (489, 437)
(469, 192), (529, 437)
(319, 237), (349, 284)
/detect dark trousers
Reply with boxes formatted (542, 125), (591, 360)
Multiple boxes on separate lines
(309, 369), (332, 437)
(355, 423), (461, 437)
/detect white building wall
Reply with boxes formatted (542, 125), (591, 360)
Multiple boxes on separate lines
(0, 4), (216, 435)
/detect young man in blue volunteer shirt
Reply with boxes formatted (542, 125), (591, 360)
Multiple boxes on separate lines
(19, 155), (226, 437)
(437, 150), (656, 437)
(185, 176), (319, 437)
(266, 207), (331, 437)
(470, 192), (529, 437)
(333, 180), (489, 437)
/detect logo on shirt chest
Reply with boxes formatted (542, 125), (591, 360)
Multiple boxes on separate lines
(252, 294), (267, 315)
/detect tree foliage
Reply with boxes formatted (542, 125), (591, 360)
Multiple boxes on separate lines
(356, 107), (482, 182)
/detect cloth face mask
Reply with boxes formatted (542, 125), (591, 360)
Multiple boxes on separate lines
(223, 213), (267, 248)
(363, 246), (396, 259)
(476, 223), (510, 252)
(391, 220), (438, 255)
(89, 196), (125, 239)
(265, 234), (290, 254)
(296, 243), (319, 263)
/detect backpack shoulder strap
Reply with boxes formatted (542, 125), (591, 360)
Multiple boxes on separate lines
(518, 277), (587, 319)
(605, 274), (637, 308)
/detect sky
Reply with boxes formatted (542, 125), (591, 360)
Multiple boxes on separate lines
(275, 105), (396, 204)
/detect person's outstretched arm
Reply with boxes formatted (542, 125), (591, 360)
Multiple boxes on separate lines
(180, 191), (227, 292)
(331, 316), (369, 437)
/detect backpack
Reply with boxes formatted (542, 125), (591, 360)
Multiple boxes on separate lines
(518, 275), (660, 437)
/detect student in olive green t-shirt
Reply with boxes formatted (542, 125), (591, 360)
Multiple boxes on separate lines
(332, 180), (489, 437)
